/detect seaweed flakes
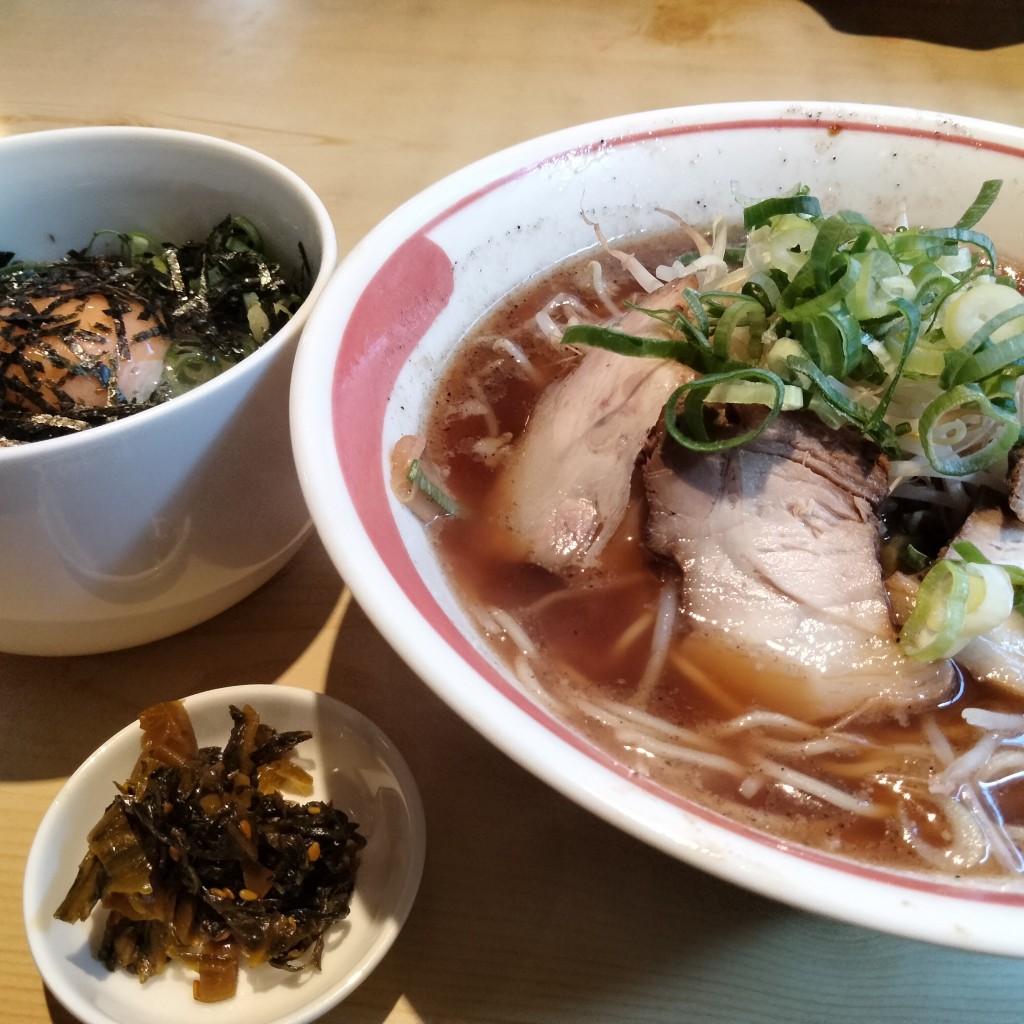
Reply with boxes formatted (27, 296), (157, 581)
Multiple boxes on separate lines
(0, 216), (307, 446)
(54, 700), (365, 1003)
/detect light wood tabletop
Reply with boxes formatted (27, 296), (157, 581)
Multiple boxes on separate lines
(4, 2), (1024, 1022)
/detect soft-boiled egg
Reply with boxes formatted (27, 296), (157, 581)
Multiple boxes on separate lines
(0, 290), (171, 413)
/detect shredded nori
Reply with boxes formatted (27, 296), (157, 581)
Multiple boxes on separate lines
(0, 216), (309, 444)
(54, 701), (365, 1002)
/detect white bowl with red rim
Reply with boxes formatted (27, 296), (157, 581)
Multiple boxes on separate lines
(289, 101), (1024, 955)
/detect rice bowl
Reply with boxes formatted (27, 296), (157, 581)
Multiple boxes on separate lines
(0, 126), (336, 655)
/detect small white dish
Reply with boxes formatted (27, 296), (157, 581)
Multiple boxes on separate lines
(23, 684), (425, 1024)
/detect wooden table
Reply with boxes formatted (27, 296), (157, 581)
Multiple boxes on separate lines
(4, 3), (1024, 1022)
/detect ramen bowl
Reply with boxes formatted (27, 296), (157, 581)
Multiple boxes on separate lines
(0, 126), (336, 656)
(290, 101), (1024, 955)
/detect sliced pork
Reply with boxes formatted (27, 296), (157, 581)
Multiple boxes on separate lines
(1007, 452), (1024, 524)
(493, 278), (695, 573)
(949, 505), (1024, 697)
(644, 413), (955, 722)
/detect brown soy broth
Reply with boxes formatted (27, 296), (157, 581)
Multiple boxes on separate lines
(427, 238), (686, 696)
(420, 234), (1024, 875)
(518, 488), (668, 699)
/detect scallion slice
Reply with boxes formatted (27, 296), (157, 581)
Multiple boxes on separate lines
(900, 559), (970, 660)
(407, 459), (460, 517)
(743, 193), (822, 230)
(891, 226), (997, 275)
(777, 255), (861, 322)
(918, 383), (1021, 475)
(560, 323), (700, 365)
(710, 294), (767, 362)
(947, 331), (1024, 386)
(901, 543), (1018, 661)
(664, 368), (786, 452)
(955, 179), (1003, 230)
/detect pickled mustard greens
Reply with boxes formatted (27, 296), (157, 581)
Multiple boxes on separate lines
(54, 701), (365, 1003)
(0, 216), (308, 444)
(561, 182), (1024, 663)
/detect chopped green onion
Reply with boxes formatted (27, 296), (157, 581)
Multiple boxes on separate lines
(805, 215), (870, 294)
(407, 460), (460, 517)
(681, 287), (711, 338)
(943, 283), (1024, 352)
(902, 543), (932, 573)
(244, 293), (272, 343)
(786, 353), (902, 454)
(865, 297), (920, 432)
(946, 330), (1024, 386)
(845, 250), (913, 321)
(955, 179), (1003, 230)
(213, 214), (264, 253)
(900, 559), (970, 660)
(710, 294), (767, 362)
(951, 540), (1024, 588)
(560, 323), (698, 364)
(664, 368), (786, 453)
(913, 269), (961, 328)
(901, 548), (1016, 660)
(891, 226), (997, 276)
(743, 193), (822, 230)
(703, 379), (804, 410)
(798, 306), (861, 379)
(918, 383), (1021, 475)
(741, 271), (782, 312)
(777, 255), (861, 322)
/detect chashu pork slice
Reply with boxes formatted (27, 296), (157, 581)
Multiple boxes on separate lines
(948, 505), (1024, 697)
(492, 277), (695, 573)
(644, 413), (954, 722)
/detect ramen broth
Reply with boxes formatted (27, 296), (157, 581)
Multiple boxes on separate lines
(417, 233), (1024, 875)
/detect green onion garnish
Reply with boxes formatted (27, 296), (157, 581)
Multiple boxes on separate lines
(562, 181), (1014, 481)
(743, 193), (822, 230)
(918, 383), (1021, 476)
(407, 459), (460, 517)
(901, 542), (1019, 660)
(955, 179), (1003, 230)
(664, 368), (787, 453)
(900, 558), (972, 660)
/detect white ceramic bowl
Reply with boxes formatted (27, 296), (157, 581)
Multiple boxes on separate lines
(24, 683), (425, 1024)
(290, 101), (1024, 954)
(0, 127), (336, 655)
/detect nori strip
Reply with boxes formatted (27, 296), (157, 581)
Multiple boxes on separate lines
(0, 217), (309, 445)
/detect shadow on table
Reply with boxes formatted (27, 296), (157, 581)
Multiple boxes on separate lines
(800, 0), (1024, 48)
(0, 533), (341, 783)
(42, 987), (81, 1024)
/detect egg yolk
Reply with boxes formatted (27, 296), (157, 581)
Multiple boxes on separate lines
(0, 292), (171, 413)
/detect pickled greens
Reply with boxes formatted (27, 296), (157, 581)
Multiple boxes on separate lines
(54, 701), (365, 1002)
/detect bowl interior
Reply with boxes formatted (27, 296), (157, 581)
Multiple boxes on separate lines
(293, 101), (1024, 955)
(0, 127), (326, 281)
